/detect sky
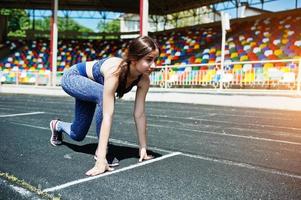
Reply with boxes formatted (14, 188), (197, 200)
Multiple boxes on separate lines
(30, 0), (301, 32)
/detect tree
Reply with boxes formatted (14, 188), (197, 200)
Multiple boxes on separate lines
(33, 17), (93, 32)
(0, 9), (30, 37)
(1, 8), (93, 37)
(97, 18), (120, 33)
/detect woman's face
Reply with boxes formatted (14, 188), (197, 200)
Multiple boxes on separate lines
(133, 49), (159, 74)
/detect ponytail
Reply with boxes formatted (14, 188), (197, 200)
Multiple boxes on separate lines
(114, 59), (130, 98)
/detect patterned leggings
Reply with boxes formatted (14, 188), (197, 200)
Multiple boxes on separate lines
(57, 65), (104, 141)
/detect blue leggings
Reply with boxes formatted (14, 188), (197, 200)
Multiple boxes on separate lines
(57, 65), (104, 141)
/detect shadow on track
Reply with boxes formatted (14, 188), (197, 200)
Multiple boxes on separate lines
(62, 141), (162, 163)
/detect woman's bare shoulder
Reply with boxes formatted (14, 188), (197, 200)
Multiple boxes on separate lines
(101, 57), (123, 76)
(102, 57), (123, 68)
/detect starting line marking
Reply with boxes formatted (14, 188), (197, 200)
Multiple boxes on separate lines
(0, 112), (45, 118)
(43, 152), (182, 192)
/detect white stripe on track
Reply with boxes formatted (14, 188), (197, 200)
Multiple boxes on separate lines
(146, 123), (301, 146)
(0, 112), (45, 118)
(43, 152), (182, 192)
(182, 153), (301, 180)
(117, 111), (301, 131)
(10, 122), (49, 130)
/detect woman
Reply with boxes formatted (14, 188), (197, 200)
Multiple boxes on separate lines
(49, 36), (160, 176)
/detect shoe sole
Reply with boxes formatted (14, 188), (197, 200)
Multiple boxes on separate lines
(93, 155), (119, 167)
(49, 120), (62, 146)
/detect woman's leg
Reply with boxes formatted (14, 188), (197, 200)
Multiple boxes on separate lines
(61, 65), (104, 103)
(54, 65), (104, 141)
(57, 99), (96, 141)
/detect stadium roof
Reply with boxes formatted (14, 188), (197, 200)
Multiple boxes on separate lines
(0, 0), (224, 15)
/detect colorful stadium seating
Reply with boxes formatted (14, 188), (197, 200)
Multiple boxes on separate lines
(0, 10), (300, 88)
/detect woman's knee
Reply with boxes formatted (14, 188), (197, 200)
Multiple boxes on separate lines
(69, 126), (88, 141)
(70, 131), (86, 141)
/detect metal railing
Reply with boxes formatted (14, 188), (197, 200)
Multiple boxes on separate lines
(1, 59), (301, 92)
(0, 69), (63, 86)
(150, 59), (301, 91)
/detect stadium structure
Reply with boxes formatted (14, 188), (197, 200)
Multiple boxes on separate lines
(0, 0), (301, 90)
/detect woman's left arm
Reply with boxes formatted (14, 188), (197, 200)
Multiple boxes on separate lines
(134, 74), (153, 162)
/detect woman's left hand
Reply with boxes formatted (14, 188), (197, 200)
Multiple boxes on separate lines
(139, 147), (154, 162)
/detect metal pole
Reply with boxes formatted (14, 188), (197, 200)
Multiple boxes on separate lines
(297, 59), (301, 93)
(35, 71), (38, 86)
(220, 29), (226, 89)
(164, 66), (168, 89)
(50, 0), (58, 86)
(140, 0), (149, 36)
(16, 68), (19, 85)
(220, 12), (230, 90)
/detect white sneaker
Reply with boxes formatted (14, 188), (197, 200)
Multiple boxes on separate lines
(49, 120), (63, 146)
(94, 155), (119, 167)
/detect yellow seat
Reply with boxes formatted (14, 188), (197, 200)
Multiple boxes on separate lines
(280, 67), (290, 73)
(194, 44), (200, 49)
(240, 55), (248, 61)
(210, 48), (216, 54)
(9, 72), (16, 78)
(259, 43), (267, 49)
(195, 58), (202, 63)
(281, 38), (289, 45)
(263, 63), (274, 69)
(230, 52), (238, 59)
(243, 72), (255, 82)
(241, 40), (247, 45)
(250, 42), (257, 47)
(274, 49), (283, 56)
(234, 64), (242, 70)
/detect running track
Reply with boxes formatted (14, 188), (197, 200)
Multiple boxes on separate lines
(0, 93), (301, 199)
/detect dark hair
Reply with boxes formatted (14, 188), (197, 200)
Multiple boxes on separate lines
(115, 35), (160, 98)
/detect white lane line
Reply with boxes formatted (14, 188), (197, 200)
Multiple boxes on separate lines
(8, 122), (174, 154)
(117, 111), (301, 131)
(10, 122), (49, 130)
(146, 123), (301, 146)
(112, 118), (301, 146)
(10, 118), (301, 147)
(182, 153), (301, 180)
(10, 121), (301, 180)
(0, 112), (45, 118)
(43, 152), (182, 192)
(146, 115), (301, 131)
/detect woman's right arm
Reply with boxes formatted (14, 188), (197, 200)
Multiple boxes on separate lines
(85, 60), (120, 176)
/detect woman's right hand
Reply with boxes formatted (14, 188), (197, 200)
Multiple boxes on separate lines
(139, 147), (154, 162)
(85, 158), (114, 176)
